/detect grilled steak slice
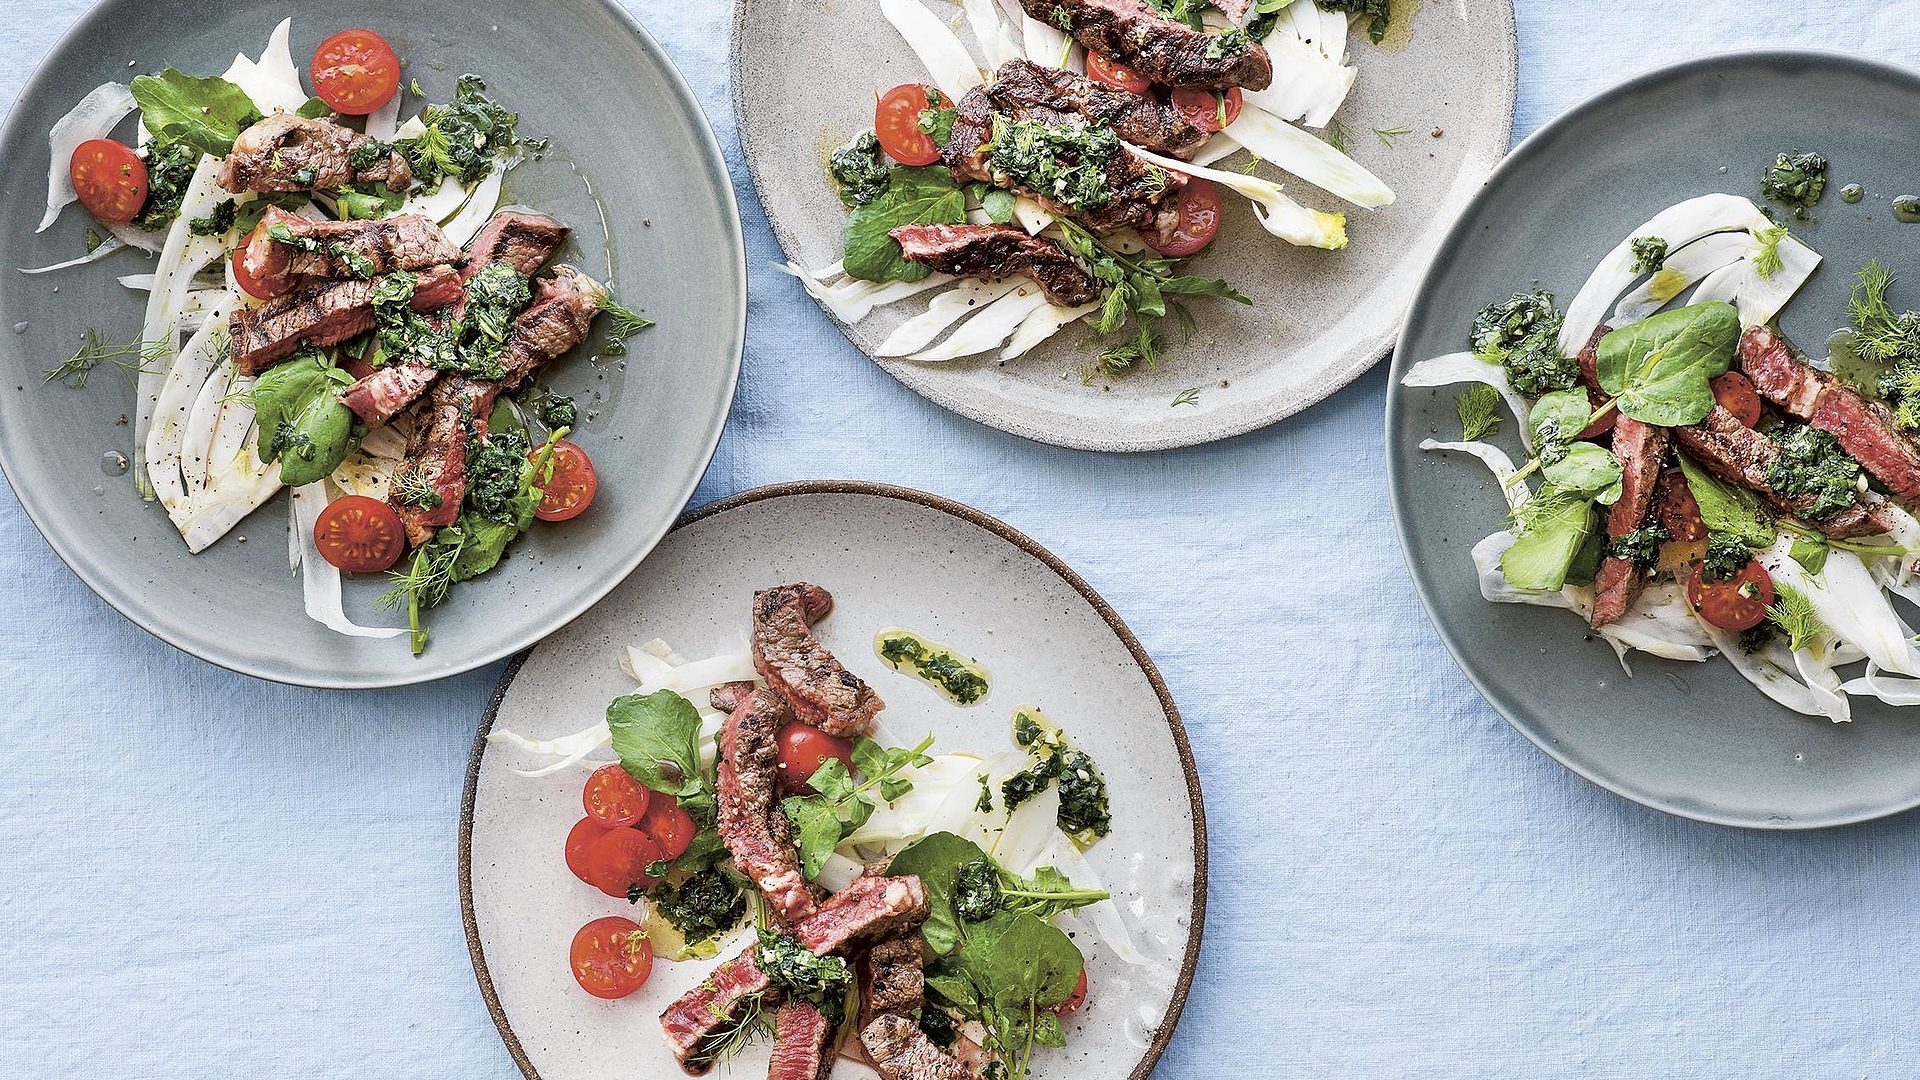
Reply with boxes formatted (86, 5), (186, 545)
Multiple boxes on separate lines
(769, 1003), (838, 1080)
(497, 265), (601, 387)
(710, 680), (760, 713)
(337, 361), (441, 429)
(660, 874), (930, 1071)
(719, 688), (819, 922)
(862, 936), (926, 1017)
(943, 85), (1186, 237)
(752, 583), (885, 737)
(1572, 325), (1620, 438)
(861, 1014), (971, 1080)
(242, 207), (460, 288)
(989, 58), (1211, 160)
(228, 264), (463, 375)
(1674, 406), (1892, 539)
(891, 224), (1100, 307)
(218, 113), (412, 193)
(1017, 0), (1273, 90)
(1590, 419), (1670, 628)
(1739, 325), (1920, 502)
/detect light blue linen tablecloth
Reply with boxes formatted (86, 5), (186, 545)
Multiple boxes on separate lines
(4, 2), (1919, 1076)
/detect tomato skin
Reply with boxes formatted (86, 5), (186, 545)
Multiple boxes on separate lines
(569, 916), (654, 999)
(565, 817), (610, 886)
(533, 441), (597, 522)
(1169, 86), (1242, 134)
(1652, 468), (1707, 543)
(583, 763), (651, 829)
(311, 29), (401, 115)
(232, 227), (295, 299)
(1140, 176), (1223, 258)
(70, 139), (148, 224)
(1087, 53), (1151, 95)
(313, 495), (407, 573)
(876, 83), (943, 167)
(581, 828), (665, 899)
(1688, 559), (1775, 631)
(1713, 371), (1764, 428)
(638, 798), (697, 860)
(1052, 970), (1089, 1016)
(776, 722), (856, 794)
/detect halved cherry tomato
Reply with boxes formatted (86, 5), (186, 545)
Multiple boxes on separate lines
(583, 762), (651, 829)
(638, 798), (697, 860)
(311, 29), (401, 115)
(776, 722), (856, 794)
(232, 228), (294, 300)
(1712, 371), (1764, 429)
(565, 817), (610, 885)
(581, 827), (664, 899)
(313, 495), (406, 573)
(532, 441), (597, 522)
(1170, 86), (1242, 134)
(569, 916), (654, 999)
(1140, 176), (1224, 258)
(1087, 53), (1151, 95)
(70, 139), (147, 224)
(1652, 468), (1707, 543)
(1688, 558), (1775, 632)
(876, 83), (944, 167)
(1052, 969), (1089, 1016)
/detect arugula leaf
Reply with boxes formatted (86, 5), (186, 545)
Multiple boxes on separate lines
(843, 166), (967, 283)
(1595, 301), (1740, 426)
(1675, 452), (1776, 547)
(296, 96), (334, 119)
(607, 690), (705, 797)
(930, 911), (1084, 1080)
(981, 187), (1018, 224)
(130, 69), (261, 157)
(248, 349), (356, 486)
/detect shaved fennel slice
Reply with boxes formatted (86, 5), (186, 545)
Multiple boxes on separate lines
(20, 236), (128, 274)
(1020, 15), (1070, 68)
(203, 372), (260, 490)
(1419, 440), (1526, 510)
(1597, 581), (1714, 668)
(39, 82), (136, 233)
(364, 87), (403, 141)
(844, 754), (984, 845)
(1687, 261), (1743, 307)
(1225, 106), (1391, 208)
(439, 162), (508, 246)
(635, 653), (758, 697)
(119, 271), (224, 293)
(1241, 33), (1355, 128)
(1761, 544), (1920, 678)
(1732, 232), (1820, 328)
(1401, 353), (1534, 450)
(1790, 639), (1853, 723)
(136, 154), (227, 498)
(882, 0), (985, 105)
(289, 482), (407, 639)
(1125, 141), (1345, 248)
(988, 781), (1059, 874)
(179, 356), (238, 490)
(910, 286), (1052, 360)
(1840, 665), (1920, 706)
(960, 0), (1023, 67)
(622, 645), (677, 685)
(643, 637), (697, 666)
(1187, 134), (1242, 169)
(773, 261), (955, 324)
(815, 853), (867, 894)
(329, 433), (403, 501)
(102, 220), (167, 255)
(221, 17), (308, 114)
(1012, 196), (1054, 235)
(489, 722), (613, 778)
(1557, 194), (1767, 356)
(1609, 232), (1755, 326)
(397, 173), (475, 224)
(1298, 1), (1350, 66)
(1471, 531), (1577, 610)
(1689, 611), (1831, 718)
(1003, 298), (1099, 360)
(879, 278), (1024, 356)
(146, 305), (234, 516)
(176, 435), (282, 553)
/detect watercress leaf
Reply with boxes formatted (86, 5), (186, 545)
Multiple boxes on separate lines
(850, 736), (889, 779)
(1595, 301), (1740, 426)
(924, 964), (981, 1009)
(843, 166), (967, 283)
(887, 831), (994, 955)
(1676, 452), (1777, 547)
(296, 96), (333, 119)
(131, 69), (261, 157)
(961, 911), (1083, 1011)
(1500, 489), (1597, 591)
(879, 776), (915, 802)
(1788, 537), (1830, 576)
(782, 795), (848, 880)
(447, 513), (516, 580)
(673, 829), (731, 875)
(808, 757), (858, 803)
(1527, 388), (1591, 451)
(1131, 274), (1166, 319)
(606, 689), (704, 796)
(1542, 442), (1624, 505)
(1030, 1010), (1067, 1049)
(981, 188), (1018, 224)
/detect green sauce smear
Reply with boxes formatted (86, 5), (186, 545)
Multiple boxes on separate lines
(875, 628), (990, 705)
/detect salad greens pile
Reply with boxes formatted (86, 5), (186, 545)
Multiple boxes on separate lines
(250, 345), (359, 486)
(783, 735), (935, 878)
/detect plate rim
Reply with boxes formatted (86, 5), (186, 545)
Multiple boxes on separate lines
(729, 0), (1518, 453)
(1384, 47), (1920, 830)
(458, 479), (1210, 1080)
(0, 0), (749, 690)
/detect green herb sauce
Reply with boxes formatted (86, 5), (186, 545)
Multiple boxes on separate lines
(1840, 184), (1865, 205)
(875, 628), (990, 705)
(754, 928), (853, 1024)
(828, 131), (892, 209)
(1766, 424), (1862, 521)
(1761, 150), (1829, 219)
(1470, 290), (1576, 398)
(999, 707), (1112, 846)
(1895, 196), (1920, 224)
(986, 117), (1120, 214)
(646, 869), (746, 948)
(131, 140), (199, 232)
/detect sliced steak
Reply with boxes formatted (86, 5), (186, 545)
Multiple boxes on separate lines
(1673, 406), (1892, 540)
(1572, 324), (1620, 439)
(218, 113), (412, 193)
(710, 680), (760, 713)
(768, 1003), (838, 1080)
(1589, 419), (1670, 628)
(861, 1014), (971, 1080)
(1018, 0), (1272, 90)
(752, 583), (885, 737)
(989, 58), (1211, 160)
(942, 85), (1186, 237)
(719, 688), (819, 922)
(891, 224), (1100, 307)
(1739, 325), (1920, 502)
(228, 264), (463, 375)
(496, 265), (601, 387)
(242, 207), (459, 290)
(661, 949), (773, 1073)
(862, 936), (926, 1018)
(338, 361), (441, 429)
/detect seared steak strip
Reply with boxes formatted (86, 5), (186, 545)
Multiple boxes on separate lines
(710, 680), (760, 713)
(862, 935), (926, 1018)
(1738, 325), (1920, 502)
(989, 58), (1212, 160)
(891, 224), (1100, 307)
(719, 688), (819, 922)
(218, 113), (412, 193)
(768, 1003), (838, 1080)
(660, 874), (930, 1070)
(752, 583), (885, 737)
(1589, 417), (1670, 628)
(228, 264), (463, 375)
(860, 1014), (971, 1080)
(1673, 406), (1893, 539)
(242, 207), (460, 291)
(1017, 0), (1273, 90)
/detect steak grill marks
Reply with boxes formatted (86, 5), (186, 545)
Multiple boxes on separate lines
(228, 264), (464, 375)
(1017, 0), (1274, 91)
(241, 207), (460, 292)
(989, 58), (1212, 160)
(860, 1014), (971, 1080)
(717, 688), (819, 922)
(218, 113), (412, 194)
(1674, 406), (1893, 540)
(890, 223), (1100, 307)
(751, 583), (886, 737)
(1737, 325), (1920, 502)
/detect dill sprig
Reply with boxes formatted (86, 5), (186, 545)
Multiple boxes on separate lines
(1372, 124), (1413, 147)
(1752, 224), (1789, 281)
(1456, 384), (1501, 440)
(1171, 387), (1201, 408)
(1850, 258), (1918, 363)
(1325, 118), (1357, 155)
(44, 330), (168, 388)
(377, 536), (467, 655)
(1767, 582), (1828, 652)
(596, 291), (656, 357)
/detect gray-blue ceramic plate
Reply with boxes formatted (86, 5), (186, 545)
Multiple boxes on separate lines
(1389, 51), (1920, 829)
(0, 1), (744, 688)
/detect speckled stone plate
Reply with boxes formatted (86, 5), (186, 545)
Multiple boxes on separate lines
(1389, 51), (1920, 828)
(462, 482), (1205, 1080)
(0, 1), (743, 687)
(733, 0), (1515, 451)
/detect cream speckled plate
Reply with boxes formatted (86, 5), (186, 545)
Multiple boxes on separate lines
(461, 482), (1205, 1080)
(733, 0), (1515, 451)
